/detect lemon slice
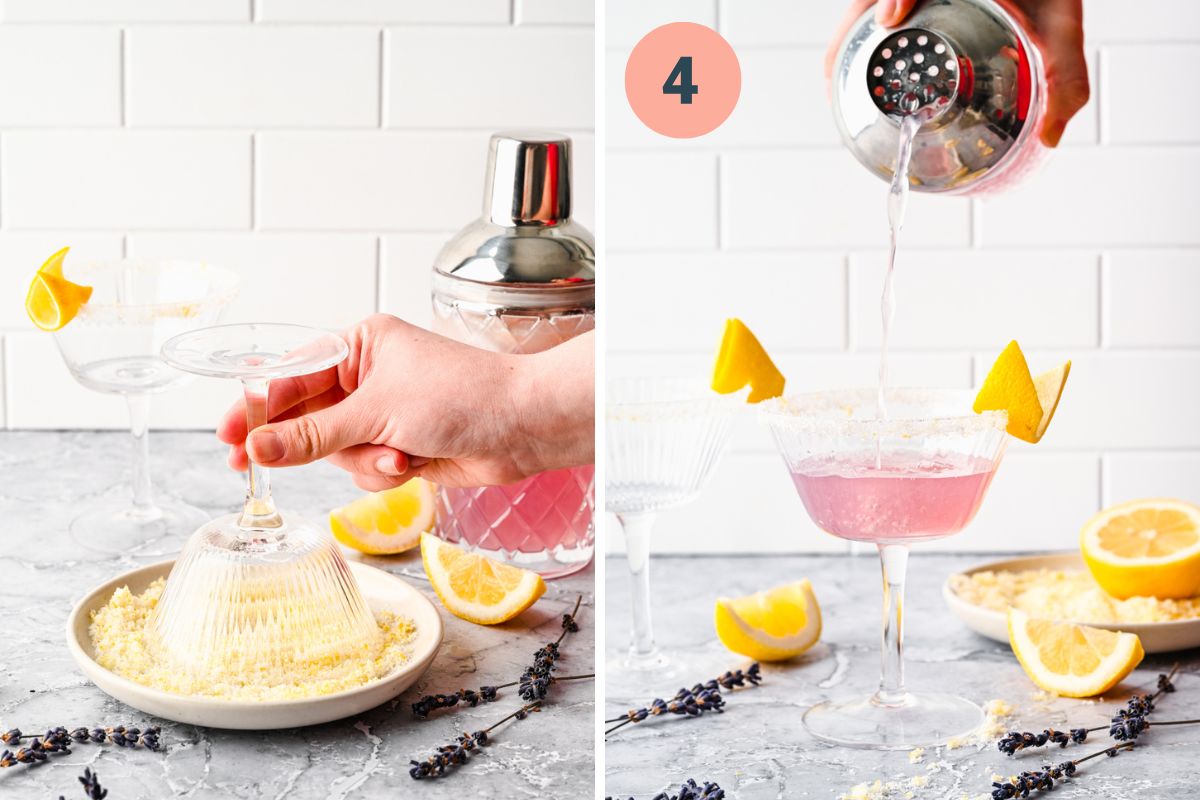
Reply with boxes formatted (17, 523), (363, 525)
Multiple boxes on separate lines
(714, 579), (821, 661)
(420, 533), (546, 625)
(329, 478), (436, 555)
(1007, 608), (1143, 697)
(25, 247), (93, 331)
(1080, 498), (1200, 600)
(712, 318), (785, 403)
(973, 340), (1070, 443)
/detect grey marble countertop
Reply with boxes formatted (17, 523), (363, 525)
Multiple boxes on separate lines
(0, 431), (595, 799)
(605, 553), (1200, 799)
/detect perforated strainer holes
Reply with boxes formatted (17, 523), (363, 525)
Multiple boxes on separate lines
(867, 28), (959, 118)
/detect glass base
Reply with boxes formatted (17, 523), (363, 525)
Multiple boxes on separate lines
(69, 493), (209, 558)
(803, 692), (984, 749)
(459, 542), (594, 579)
(605, 649), (678, 700)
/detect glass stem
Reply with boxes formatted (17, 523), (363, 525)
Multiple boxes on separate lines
(617, 511), (659, 663)
(875, 543), (910, 706)
(238, 378), (282, 530)
(125, 392), (155, 513)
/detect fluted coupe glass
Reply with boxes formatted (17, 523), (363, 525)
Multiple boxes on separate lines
(762, 388), (1008, 749)
(152, 324), (382, 687)
(53, 260), (238, 556)
(606, 379), (737, 688)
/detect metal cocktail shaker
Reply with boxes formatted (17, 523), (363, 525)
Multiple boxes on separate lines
(431, 131), (595, 578)
(830, 0), (1048, 194)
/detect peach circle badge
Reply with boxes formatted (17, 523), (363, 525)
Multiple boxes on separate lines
(624, 22), (741, 139)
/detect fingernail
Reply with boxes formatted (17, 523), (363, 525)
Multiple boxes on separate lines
(248, 430), (284, 463)
(374, 454), (402, 476)
(409, 456), (431, 468)
(875, 0), (897, 24)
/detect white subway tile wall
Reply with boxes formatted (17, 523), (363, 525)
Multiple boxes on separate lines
(606, 0), (1200, 554)
(0, 5), (593, 430)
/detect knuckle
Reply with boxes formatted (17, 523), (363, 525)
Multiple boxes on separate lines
(291, 416), (324, 457)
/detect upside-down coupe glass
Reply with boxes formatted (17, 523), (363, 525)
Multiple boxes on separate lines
(762, 388), (1007, 749)
(153, 323), (382, 685)
(606, 379), (737, 689)
(53, 260), (238, 556)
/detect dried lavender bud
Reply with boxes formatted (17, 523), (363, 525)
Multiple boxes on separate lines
(607, 778), (725, 800)
(1110, 709), (1148, 741)
(479, 686), (498, 702)
(1158, 672), (1176, 693)
(714, 663), (762, 691)
(562, 613), (580, 633)
(79, 767), (108, 800)
(0, 729), (19, 744)
(1070, 727), (1089, 744)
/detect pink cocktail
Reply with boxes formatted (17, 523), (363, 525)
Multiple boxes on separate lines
(790, 453), (997, 544)
(436, 465), (595, 577)
(763, 388), (1008, 749)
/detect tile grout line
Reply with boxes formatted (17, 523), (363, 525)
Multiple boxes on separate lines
(377, 28), (386, 128)
(714, 154), (722, 250)
(374, 235), (384, 314)
(843, 253), (854, 352)
(119, 28), (127, 127)
(250, 133), (257, 230)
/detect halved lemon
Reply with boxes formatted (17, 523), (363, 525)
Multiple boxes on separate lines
(25, 247), (93, 331)
(973, 340), (1070, 444)
(1081, 498), (1200, 600)
(711, 318), (785, 403)
(329, 478), (436, 555)
(714, 579), (821, 661)
(1007, 608), (1143, 697)
(420, 533), (545, 625)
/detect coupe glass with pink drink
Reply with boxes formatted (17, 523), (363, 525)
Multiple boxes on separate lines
(430, 132), (595, 578)
(763, 388), (1007, 749)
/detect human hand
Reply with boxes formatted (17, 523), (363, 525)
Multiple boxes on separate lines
(217, 314), (595, 491)
(824, 0), (1088, 146)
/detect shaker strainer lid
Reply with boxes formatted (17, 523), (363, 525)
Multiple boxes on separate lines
(434, 131), (595, 287)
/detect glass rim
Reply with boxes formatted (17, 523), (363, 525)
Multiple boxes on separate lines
(758, 387), (1008, 436)
(70, 260), (240, 317)
(606, 378), (746, 419)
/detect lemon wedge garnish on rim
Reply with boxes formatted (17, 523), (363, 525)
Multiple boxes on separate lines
(25, 247), (93, 332)
(973, 340), (1070, 443)
(420, 533), (545, 625)
(711, 318), (785, 403)
(1007, 608), (1143, 697)
(329, 478), (436, 555)
(1080, 498), (1200, 600)
(714, 579), (821, 661)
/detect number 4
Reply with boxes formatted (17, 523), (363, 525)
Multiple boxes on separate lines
(662, 56), (699, 104)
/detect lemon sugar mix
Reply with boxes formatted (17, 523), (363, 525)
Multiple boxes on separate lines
(90, 578), (417, 701)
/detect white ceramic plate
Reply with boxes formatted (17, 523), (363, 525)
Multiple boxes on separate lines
(943, 552), (1200, 654)
(67, 560), (443, 729)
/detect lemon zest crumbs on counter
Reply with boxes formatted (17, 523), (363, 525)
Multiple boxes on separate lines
(838, 776), (936, 800)
(949, 568), (1200, 623)
(947, 698), (1015, 750)
(89, 578), (417, 701)
(908, 747), (925, 764)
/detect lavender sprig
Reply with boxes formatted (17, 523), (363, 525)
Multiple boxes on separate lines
(997, 666), (1179, 755)
(1, 725), (160, 769)
(606, 778), (726, 800)
(409, 702), (540, 779)
(991, 743), (1134, 799)
(412, 595), (583, 718)
(604, 663), (760, 734)
(605, 686), (726, 736)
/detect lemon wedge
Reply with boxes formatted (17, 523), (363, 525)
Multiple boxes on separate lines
(714, 579), (821, 661)
(711, 318), (785, 403)
(329, 478), (436, 555)
(25, 247), (93, 331)
(1080, 498), (1200, 600)
(973, 340), (1070, 443)
(420, 533), (545, 625)
(1007, 608), (1143, 697)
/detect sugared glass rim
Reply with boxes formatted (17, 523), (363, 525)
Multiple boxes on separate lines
(759, 387), (1007, 438)
(606, 378), (746, 421)
(70, 260), (240, 318)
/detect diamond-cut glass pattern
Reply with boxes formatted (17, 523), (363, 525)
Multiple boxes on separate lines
(431, 298), (595, 577)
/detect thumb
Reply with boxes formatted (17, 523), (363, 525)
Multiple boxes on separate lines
(246, 400), (369, 467)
